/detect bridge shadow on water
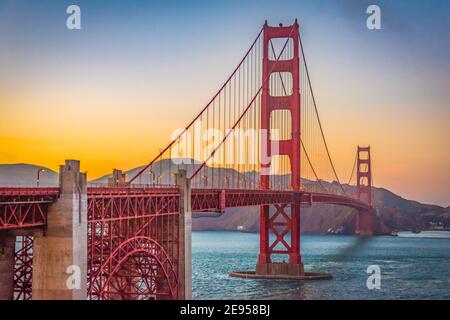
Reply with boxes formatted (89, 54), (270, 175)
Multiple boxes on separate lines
(332, 236), (374, 265)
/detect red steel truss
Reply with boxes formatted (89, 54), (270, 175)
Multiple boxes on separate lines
(13, 236), (33, 300)
(0, 188), (59, 230)
(87, 188), (180, 300)
(191, 188), (370, 213)
(1, 187), (369, 231)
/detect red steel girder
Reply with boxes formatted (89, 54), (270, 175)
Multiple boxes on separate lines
(0, 189), (58, 230)
(13, 236), (33, 300)
(0, 187), (370, 231)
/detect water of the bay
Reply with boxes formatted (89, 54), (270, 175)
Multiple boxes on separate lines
(192, 231), (450, 299)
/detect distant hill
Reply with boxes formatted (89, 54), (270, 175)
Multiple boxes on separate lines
(0, 162), (447, 234)
(90, 158), (203, 185)
(0, 164), (58, 187)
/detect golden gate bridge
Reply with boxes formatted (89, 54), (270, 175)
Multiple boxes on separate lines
(0, 20), (374, 300)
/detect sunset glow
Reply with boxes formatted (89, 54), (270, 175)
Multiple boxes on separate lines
(1, 0), (449, 205)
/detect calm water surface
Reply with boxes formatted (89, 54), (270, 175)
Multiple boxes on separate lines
(192, 231), (450, 299)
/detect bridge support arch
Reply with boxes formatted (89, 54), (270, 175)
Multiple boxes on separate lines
(88, 236), (178, 300)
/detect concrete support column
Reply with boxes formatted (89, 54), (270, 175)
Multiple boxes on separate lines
(175, 169), (192, 300)
(32, 160), (87, 300)
(0, 236), (16, 300)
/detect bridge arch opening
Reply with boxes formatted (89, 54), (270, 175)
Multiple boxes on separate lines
(269, 38), (294, 61)
(269, 72), (293, 96)
(88, 236), (178, 300)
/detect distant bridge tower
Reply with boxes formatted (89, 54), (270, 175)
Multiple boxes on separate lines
(257, 20), (304, 277)
(355, 146), (374, 236)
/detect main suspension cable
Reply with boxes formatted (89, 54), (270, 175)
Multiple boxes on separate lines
(127, 27), (264, 185)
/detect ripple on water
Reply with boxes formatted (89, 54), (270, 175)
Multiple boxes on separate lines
(192, 231), (450, 300)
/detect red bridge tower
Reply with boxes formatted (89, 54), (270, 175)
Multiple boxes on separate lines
(355, 146), (374, 236)
(257, 20), (304, 277)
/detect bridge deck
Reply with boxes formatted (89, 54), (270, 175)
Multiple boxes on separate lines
(0, 187), (370, 231)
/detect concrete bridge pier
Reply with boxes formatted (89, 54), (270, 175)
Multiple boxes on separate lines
(0, 236), (16, 300)
(32, 160), (87, 300)
(175, 169), (192, 300)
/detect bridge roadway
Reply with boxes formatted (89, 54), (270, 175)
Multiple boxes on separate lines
(0, 186), (370, 231)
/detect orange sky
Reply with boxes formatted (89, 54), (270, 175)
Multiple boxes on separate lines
(0, 1), (449, 206)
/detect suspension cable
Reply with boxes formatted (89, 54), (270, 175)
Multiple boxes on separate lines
(299, 32), (346, 194)
(190, 26), (296, 180)
(347, 150), (357, 185)
(127, 27), (264, 185)
(269, 39), (328, 192)
(300, 139), (327, 192)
